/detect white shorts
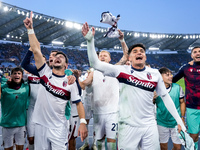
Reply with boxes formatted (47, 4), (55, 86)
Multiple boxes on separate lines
(2, 126), (26, 148)
(27, 106), (35, 137)
(84, 104), (93, 120)
(34, 124), (68, 150)
(118, 123), (160, 150)
(93, 112), (118, 140)
(157, 125), (182, 144)
(68, 116), (80, 139)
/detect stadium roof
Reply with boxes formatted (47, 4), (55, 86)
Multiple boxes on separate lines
(1, 2), (200, 51)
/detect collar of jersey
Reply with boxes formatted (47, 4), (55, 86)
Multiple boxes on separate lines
(131, 65), (146, 72)
(193, 62), (200, 66)
(52, 73), (65, 78)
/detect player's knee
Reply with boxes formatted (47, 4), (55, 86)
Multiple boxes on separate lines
(28, 137), (34, 145)
(173, 144), (181, 150)
(107, 138), (116, 143)
(160, 143), (168, 150)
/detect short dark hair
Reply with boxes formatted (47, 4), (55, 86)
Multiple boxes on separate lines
(159, 67), (172, 75)
(50, 50), (59, 54)
(11, 67), (23, 75)
(128, 43), (146, 55)
(191, 46), (200, 53)
(43, 55), (47, 61)
(55, 51), (68, 63)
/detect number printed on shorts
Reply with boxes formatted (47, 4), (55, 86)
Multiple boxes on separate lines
(111, 123), (118, 131)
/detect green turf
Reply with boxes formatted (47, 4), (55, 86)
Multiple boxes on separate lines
(176, 78), (185, 93)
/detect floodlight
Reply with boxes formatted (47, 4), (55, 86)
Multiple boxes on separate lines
(21, 11), (25, 16)
(17, 10), (20, 14)
(39, 16), (42, 20)
(19, 37), (22, 39)
(26, 12), (29, 17)
(11, 35), (14, 38)
(65, 21), (73, 28)
(80, 43), (87, 47)
(58, 21), (61, 24)
(52, 41), (64, 45)
(35, 15), (38, 19)
(74, 23), (81, 30)
(4, 6), (8, 12)
(149, 47), (159, 50)
(6, 35), (10, 38)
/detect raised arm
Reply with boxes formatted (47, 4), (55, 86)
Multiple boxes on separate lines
(115, 30), (129, 65)
(21, 48), (39, 76)
(172, 65), (185, 83)
(82, 22), (118, 77)
(23, 11), (45, 69)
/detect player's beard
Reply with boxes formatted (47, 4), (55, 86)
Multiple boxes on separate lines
(53, 65), (62, 70)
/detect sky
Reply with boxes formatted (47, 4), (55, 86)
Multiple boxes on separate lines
(1, 0), (200, 34)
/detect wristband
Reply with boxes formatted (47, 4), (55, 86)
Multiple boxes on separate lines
(181, 116), (185, 118)
(80, 118), (87, 124)
(119, 38), (125, 42)
(28, 29), (34, 34)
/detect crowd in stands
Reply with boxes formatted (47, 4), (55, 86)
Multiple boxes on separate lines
(0, 42), (192, 74)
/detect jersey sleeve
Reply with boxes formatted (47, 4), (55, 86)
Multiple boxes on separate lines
(172, 64), (186, 83)
(85, 30), (120, 78)
(69, 82), (82, 104)
(37, 63), (50, 77)
(179, 86), (185, 99)
(21, 50), (40, 77)
(155, 71), (168, 96)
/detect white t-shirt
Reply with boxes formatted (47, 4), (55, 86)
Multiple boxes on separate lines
(92, 70), (119, 114)
(102, 65), (167, 127)
(32, 64), (81, 129)
(28, 75), (40, 108)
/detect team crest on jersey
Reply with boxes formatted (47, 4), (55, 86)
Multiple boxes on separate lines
(63, 81), (68, 87)
(190, 68), (193, 72)
(147, 72), (152, 80)
(131, 70), (134, 74)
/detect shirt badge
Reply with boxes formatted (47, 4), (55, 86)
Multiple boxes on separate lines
(63, 81), (68, 87)
(147, 72), (152, 80)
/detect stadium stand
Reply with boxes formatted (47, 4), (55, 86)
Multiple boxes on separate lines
(0, 42), (193, 73)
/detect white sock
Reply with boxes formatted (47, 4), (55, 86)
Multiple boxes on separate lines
(97, 140), (105, 150)
(28, 144), (34, 150)
(107, 142), (116, 150)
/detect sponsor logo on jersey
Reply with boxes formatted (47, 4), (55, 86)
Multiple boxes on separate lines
(28, 76), (40, 84)
(40, 75), (70, 100)
(117, 72), (157, 92)
(45, 82), (65, 96)
(147, 72), (152, 80)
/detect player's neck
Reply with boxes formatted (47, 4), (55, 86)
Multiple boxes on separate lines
(165, 83), (170, 88)
(132, 64), (145, 70)
(52, 68), (65, 76)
